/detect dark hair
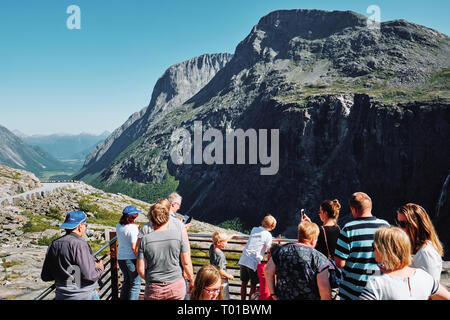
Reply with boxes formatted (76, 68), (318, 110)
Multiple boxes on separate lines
(320, 199), (341, 220)
(119, 214), (138, 225)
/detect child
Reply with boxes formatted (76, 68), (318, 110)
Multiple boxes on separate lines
(190, 264), (224, 300)
(238, 215), (277, 300)
(209, 231), (237, 299)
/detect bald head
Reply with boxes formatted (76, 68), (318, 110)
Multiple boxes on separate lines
(349, 192), (372, 217)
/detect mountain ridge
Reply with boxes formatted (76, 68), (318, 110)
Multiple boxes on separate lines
(74, 9), (449, 256)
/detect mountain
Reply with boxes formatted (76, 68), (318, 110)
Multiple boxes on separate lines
(22, 131), (110, 161)
(75, 10), (449, 256)
(75, 53), (233, 181)
(0, 125), (68, 176)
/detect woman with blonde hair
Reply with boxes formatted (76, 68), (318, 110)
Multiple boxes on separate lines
(360, 226), (450, 300)
(396, 203), (443, 281)
(190, 265), (224, 300)
(265, 221), (332, 300)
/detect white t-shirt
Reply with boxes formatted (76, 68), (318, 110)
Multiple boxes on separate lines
(116, 223), (139, 260)
(238, 226), (273, 271)
(360, 268), (440, 300)
(411, 241), (442, 282)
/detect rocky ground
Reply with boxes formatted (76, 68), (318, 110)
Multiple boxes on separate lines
(0, 164), (41, 199)
(0, 179), (242, 300)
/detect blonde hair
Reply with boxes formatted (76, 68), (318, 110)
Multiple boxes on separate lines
(148, 202), (169, 227)
(397, 203), (443, 257)
(148, 198), (170, 222)
(373, 226), (412, 272)
(320, 199), (341, 220)
(297, 221), (320, 243)
(261, 215), (277, 230)
(212, 231), (229, 245)
(190, 265), (224, 300)
(349, 192), (372, 214)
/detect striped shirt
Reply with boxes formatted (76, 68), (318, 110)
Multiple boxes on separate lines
(334, 216), (390, 300)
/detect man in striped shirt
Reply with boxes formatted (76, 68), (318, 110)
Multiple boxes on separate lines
(334, 192), (390, 300)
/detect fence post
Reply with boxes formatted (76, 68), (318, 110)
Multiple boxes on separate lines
(109, 231), (119, 300)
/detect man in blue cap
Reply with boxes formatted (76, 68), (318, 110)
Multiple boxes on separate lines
(41, 210), (104, 300)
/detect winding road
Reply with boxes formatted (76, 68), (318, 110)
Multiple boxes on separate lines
(0, 182), (77, 205)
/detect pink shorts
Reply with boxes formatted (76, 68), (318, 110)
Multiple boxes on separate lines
(144, 278), (186, 300)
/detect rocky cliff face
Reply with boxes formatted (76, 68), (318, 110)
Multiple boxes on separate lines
(75, 10), (450, 257)
(77, 53), (233, 181)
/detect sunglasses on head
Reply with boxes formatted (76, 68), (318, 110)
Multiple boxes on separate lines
(396, 219), (409, 228)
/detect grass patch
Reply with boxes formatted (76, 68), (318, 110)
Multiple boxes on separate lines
(1, 258), (23, 269)
(34, 233), (61, 246)
(77, 198), (120, 227)
(278, 67), (450, 105)
(21, 210), (59, 233)
(91, 171), (179, 205)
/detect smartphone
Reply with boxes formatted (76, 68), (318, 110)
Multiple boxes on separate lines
(300, 209), (305, 222)
(183, 215), (192, 224)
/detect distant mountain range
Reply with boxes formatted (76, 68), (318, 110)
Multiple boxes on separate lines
(21, 131), (110, 161)
(0, 125), (110, 180)
(0, 125), (67, 176)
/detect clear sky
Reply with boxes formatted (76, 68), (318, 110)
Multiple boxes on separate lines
(1, 0), (449, 135)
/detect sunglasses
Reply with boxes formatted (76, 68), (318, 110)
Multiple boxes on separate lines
(203, 287), (221, 294)
(396, 219), (409, 228)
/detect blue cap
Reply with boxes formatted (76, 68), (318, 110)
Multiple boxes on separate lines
(122, 205), (142, 216)
(60, 211), (87, 229)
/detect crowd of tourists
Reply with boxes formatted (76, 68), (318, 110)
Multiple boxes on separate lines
(40, 191), (450, 300)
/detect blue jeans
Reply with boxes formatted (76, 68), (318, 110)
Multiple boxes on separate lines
(118, 259), (142, 300)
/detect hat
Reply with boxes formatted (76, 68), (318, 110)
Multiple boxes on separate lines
(60, 211), (87, 229)
(122, 205), (142, 216)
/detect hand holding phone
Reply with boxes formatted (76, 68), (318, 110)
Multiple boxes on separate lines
(183, 215), (192, 224)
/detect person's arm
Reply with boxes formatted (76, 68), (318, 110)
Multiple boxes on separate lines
(133, 238), (140, 257)
(264, 258), (277, 300)
(136, 258), (146, 281)
(40, 247), (54, 282)
(430, 283), (450, 300)
(334, 228), (349, 269)
(77, 242), (104, 282)
(218, 268), (234, 280)
(316, 268), (332, 300)
(334, 256), (346, 269)
(180, 252), (194, 292)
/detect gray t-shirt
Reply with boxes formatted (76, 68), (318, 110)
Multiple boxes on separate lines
(209, 244), (227, 270)
(137, 228), (188, 283)
(138, 216), (184, 238)
(360, 268), (440, 300)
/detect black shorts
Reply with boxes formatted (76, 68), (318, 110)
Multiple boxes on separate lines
(239, 265), (259, 285)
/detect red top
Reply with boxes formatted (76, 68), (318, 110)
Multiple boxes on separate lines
(257, 262), (273, 300)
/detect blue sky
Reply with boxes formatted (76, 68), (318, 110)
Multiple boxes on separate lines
(1, 0), (449, 135)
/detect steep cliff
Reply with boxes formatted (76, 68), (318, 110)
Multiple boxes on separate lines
(76, 9), (450, 256)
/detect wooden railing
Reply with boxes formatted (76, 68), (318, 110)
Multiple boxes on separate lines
(34, 232), (297, 300)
